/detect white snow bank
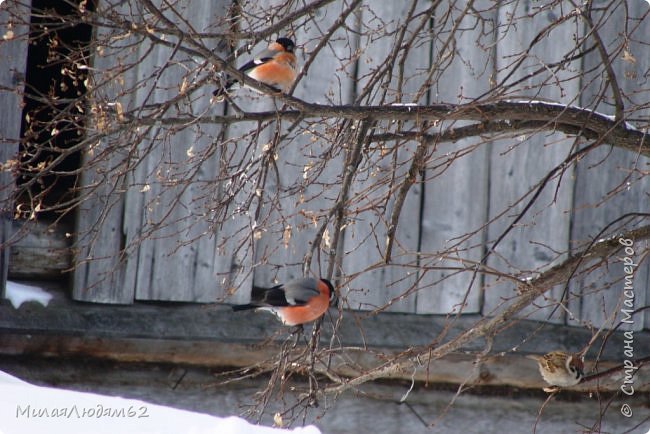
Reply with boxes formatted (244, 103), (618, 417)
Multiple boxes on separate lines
(0, 371), (321, 434)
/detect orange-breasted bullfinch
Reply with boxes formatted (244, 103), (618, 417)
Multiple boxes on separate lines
(232, 277), (335, 326)
(213, 37), (297, 99)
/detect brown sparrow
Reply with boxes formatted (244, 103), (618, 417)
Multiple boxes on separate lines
(527, 351), (584, 389)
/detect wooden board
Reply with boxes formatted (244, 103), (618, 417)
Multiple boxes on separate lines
(73, 0), (141, 303)
(0, 1), (32, 297)
(115, 0), (233, 302)
(8, 220), (71, 280)
(483, 2), (582, 323)
(569, 1), (650, 331)
(341, 1), (427, 312)
(75, 2), (232, 302)
(416, 0), (496, 314)
(0, 298), (648, 392)
(57, 0), (648, 325)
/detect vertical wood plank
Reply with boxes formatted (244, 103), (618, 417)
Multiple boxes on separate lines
(125, 0), (233, 302)
(341, 1), (427, 312)
(0, 1), (32, 297)
(483, 2), (582, 323)
(73, 0), (138, 303)
(75, 0), (233, 302)
(570, 2), (650, 331)
(212, 96), (274, 304)
(416, 0), (495, 314)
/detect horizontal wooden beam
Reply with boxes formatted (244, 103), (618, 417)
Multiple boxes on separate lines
(1, 296), (648, 392)
(7, 221), (72, 280)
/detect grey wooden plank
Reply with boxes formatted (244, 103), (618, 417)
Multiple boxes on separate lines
(569, 1), (650, 332)
(635, 249), (650, 330)
(0, 1), (32, 298)
(206, 113), (263, 304)
(115, 0), (234, 302)
(341, 0), (426, 312)
(182, 0), (236, 301)
(74, 0), (234, 302)
(9, 220), (72, 280)
(1, 298), (649, 394)
(72, 0), (139, 303)
(2, 298), (647, 363)
(73, 144), (130, 302)
(483, 2), (583, 323)
(569, 145), (649, 332)
(129, 39), (199, 301)
(251, 0), (357, 289)
(416, 1), (496, 314)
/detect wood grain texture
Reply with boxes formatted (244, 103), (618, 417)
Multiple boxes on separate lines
(341, 0), (425, 312)
(41, 0), (649, 334)
(119, 0), (232, 302)
(483, 2), (582, 323)
(0, 1), (32, 297)
(73, 0), (140, 303)
(416, 0), (495, 314)
(8, 220), (72, 280)
(0, 299), (648, 392)
(215, 1), (292, 303)
(569, 1), (650, 331)
(72, 0), (236, 303)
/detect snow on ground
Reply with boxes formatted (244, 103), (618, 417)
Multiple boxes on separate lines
(0, 371), (320, 434)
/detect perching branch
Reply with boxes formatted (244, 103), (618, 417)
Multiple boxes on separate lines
(130, 100), (650, 157)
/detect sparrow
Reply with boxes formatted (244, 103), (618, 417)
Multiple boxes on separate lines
(232, 277), (335, 326)
(527, 351), (584, 389)
(213, 37), (297, 99)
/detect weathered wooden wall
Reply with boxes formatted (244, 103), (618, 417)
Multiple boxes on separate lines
(568, 1), (650, 332)
(0, 1), (31, 298)
(483, 1), (579, 325)
(416, 1), (494, 315)
(2, 1), (647, 331)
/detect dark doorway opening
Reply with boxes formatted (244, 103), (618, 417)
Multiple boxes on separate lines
(18, 0), (95, 224)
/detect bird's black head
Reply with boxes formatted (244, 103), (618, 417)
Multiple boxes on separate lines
(276, 37), (295, 53)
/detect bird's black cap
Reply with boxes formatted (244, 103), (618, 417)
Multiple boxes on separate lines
(276, 37), (295, 53)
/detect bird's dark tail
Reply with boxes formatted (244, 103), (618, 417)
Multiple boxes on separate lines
(232, 285), (287, 311)
(213, 79), (237, 99)
(250, 285), (269, 299)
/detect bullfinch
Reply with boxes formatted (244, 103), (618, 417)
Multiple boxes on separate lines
(213, 37), (297, 99)
(232, 277), (335, 326)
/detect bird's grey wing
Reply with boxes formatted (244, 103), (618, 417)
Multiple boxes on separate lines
(282, 278), (320, 305)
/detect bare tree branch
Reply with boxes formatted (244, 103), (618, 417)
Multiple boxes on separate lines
(130, 100), (649, 155)
(322, 224), (650, 394)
